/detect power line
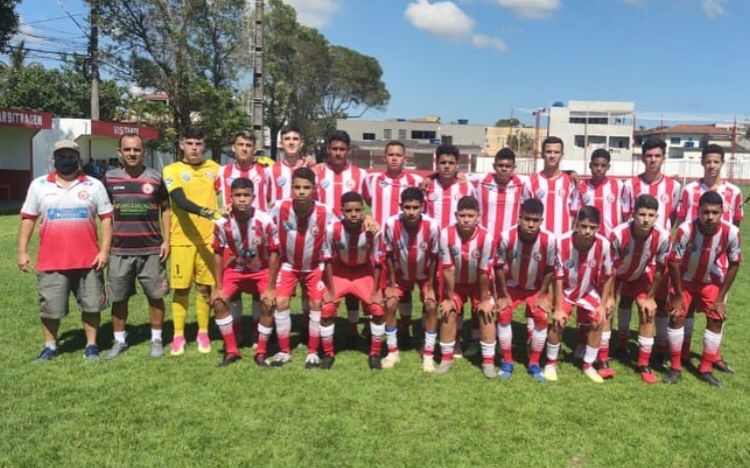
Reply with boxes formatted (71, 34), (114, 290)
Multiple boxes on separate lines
(53, 0), (87, 34)
(19, 14), (84, 25)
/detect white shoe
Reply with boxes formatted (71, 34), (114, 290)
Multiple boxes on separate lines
(422, 355), (436, 373)
(382, 351), (400, 369)
(304, 353), (321, 369)
(583, 366), (604, 383)
(435, 359), (454, 374)
(543, 364), (559, 382)
(269, 352), (292, 367)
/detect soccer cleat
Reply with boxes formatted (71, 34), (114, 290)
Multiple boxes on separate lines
(573, 343), (586, 360)
(304, 353), (321, 369)
(498, 362), (514, 380)
(422, 355), (436, 373)
(543, 364), (559, 382)
(170, 335), (186, 356)
(219, 353), (242, 367)
(33, 346), (59, 364)
(528, 364), (546, 382)
(663, 369), (682, 384)
(583, 366), (604, 383)
(482, 363), (497, 379)
(197, 332), (211, 354)
(254, 354), (269, 368)
(713, 359), (736, 374)
(381, 351), (400, 369)
(105, 341), (128, 360)
(698, 371), (724, 388)
(435, 359), (454, 374)
(597, 361), (615, 379)
(637, 366), (658, 384)
(269, 352), (291, 367)
(84, 344), (100, 362)
(368, 355), (382, 370)
(150, 339), (164, 358)
(320, 355), (335, 370)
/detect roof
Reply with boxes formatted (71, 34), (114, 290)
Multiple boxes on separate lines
(637, 124), (732, 137)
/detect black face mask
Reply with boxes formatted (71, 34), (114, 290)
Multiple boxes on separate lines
(54, 159), (79, 176)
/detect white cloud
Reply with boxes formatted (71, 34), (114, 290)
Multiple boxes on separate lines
(284, 0), (342, 28)
(404, 0), (475, 39)
(14, 23), (47, 45)
(491, 0), (561, 19)
(700, 0), (725, 19)
(471, 34), (508, 53)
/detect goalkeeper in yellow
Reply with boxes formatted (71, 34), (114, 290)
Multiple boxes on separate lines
(163, 126), (223, 355)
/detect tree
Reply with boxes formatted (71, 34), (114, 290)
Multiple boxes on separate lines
(507, 132), (534, 156)
(0, 0), (19, 51)
(495, 118), (520, 127)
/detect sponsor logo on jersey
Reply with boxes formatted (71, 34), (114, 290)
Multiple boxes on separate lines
(278, 176), (287, 186)
(451, 246), (460, 257)
(320, 179), (330, 189)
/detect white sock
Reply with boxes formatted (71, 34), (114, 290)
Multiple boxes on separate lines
(601, 330), (611, 348)
(480, 340), (496, 359)
(274, 310), (292, 336)
(370, 322), (385, 338)
(45, 340), (57, 351)
(114, 331), (126, 344)
(385, 326), (398, 350)
(527, 317), (535, 334)
(497, 323), (512, 350)
(258, 324), (273, 337)
(424, 331), (437, 353)
(151, 329), (162, 342)
(667, 326), (684, 354)
(531, 326), (547, 352)
(546, 342), (561, 362)
(638, 335), (654, 353)
(583, 345), (598, 365)
(441, 341), (455, 356)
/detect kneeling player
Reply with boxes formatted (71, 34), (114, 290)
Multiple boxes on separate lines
(664, 191), (741, 387)
(546, 207), (614, 383)
(436, 196), (496, 377)
(609, 194), (670, 383)
(382, 188), (440, 370)
(321, 192), (384, 369)
(494, 198), (555, 382)
(210, 178), (277, 367)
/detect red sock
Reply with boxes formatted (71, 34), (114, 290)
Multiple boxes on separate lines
(598, 342), (610, 362)
(217, 317), (239, 355)
(256, 333), (269, 355)
(529, 349), (541, 366)
(370, 335), (383, 357)
(232, 319), (243, 344)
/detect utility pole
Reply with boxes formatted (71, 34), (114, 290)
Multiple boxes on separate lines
(251, 0), (264, 151)
(90, 0), (100, 121)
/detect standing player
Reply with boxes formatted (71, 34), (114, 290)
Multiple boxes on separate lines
(494, 198), (556, 382)
(18, 140), (112, 361)
(620, 138), (681, 363)
(104, 134), (170, 359)
(424, 144), (476, 230)
(608, 195), (670, 383)
(266, 167), (335, 368)
(266, 125), (315, 208)
(546, 207), (614, 383)
(475, 148), (530, 238)
(675, 143), (743, 373)
(162, 126), (222, 356)
(381, 188), (440, 371)
(321, 192), (384, 369)
(436, 196), (496, 378)
(210, 178), (277, 367)
(665, 191), (741, 387)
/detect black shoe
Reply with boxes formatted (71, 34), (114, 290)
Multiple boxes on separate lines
(254, 354), (268, 368)
(369, 355), (382, 370)
(346, 334), (359, 350)
(663, 369), (682, 384)
(713, 359), (735, 374)
(651, 352), (666, 370)
(219, 353), (242, 367)
(321, 355), (335, 369)
(699, 371), (724, 387)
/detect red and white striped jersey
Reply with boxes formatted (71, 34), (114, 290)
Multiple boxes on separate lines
(555, 231), (613, 308)
(676, 180), (744, 224)
(271, 199), (334, 272)
(424, 179), (476, 229)
(326, 220), (377, 269)
(670, 219), (742, 284)
(314, 163), (367, 217)
(528, 172), (580, 236)
(578, 177), (623, 236)
(215, 162), (269, 211)
(439, 225), (495, 286)
(474, 174), (531, 238)
(609, 221), (670, 283)
(212, 211), (278, 272)
(381, 214), (440, 282)
(621, 175), (681, 231)
(495, 226), (556, 291)
(363, 171), (423, 226)
(265, 159), (306, 209)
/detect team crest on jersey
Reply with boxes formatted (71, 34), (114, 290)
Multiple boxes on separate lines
(283, 221), (295, 232)
(607, 194), (616, 203)
(451, 246), (460, 257)
(311, 226), (320, 235)
(321, 179), (330, 189)
(337, 241), (347, 251)
(588, 259), (598, 268)
(420, 241), (429, 251)
(485, 183), (497, 192)
(181, 172), (191, 182)
(142, 183), (155, 194)
(316, 281), (326, 291)
(537, 189), (547, 198)
(253, 175), (261, 184)
(77, 190), (89, 200)
(205, 170), (214, 179)
(557, 188), (566, 198)
(253, 236), (262, 245)
(660, 193), (671, 203)
(533, 252), (543, 262)
(346, 179), (356, 189)
(686, 242), (697, 253)
(472, 250), (482, 259)
(165, 177), (174, 186)
(566, 259), (575, 269)
(278, 176), (287, 186)
(379, 179), (390, 188)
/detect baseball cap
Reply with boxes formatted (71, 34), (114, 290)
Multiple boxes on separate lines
(53, 139), (80, 155)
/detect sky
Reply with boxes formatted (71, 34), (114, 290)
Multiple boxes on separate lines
(11, 0), (750, 127)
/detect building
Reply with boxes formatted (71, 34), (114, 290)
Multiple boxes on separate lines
(484, 126), (537, 157)
(634, 124), (736, 160)
(0, 107), (52, 201)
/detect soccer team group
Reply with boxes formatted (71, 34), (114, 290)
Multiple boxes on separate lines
(17, 124), (743, 387)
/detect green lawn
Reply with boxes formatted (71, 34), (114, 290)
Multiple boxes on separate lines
(2, 208), (750, 467)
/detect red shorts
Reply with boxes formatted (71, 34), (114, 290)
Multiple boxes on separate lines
(392, 278), (434, 302)
(222, 268), (269, 299)
(619, 274), (650, 300)
(322, 267), (384, 318)
(675, 281), (721, 320)
(560, 291), (602, 323)
(498, 287), (548, 327)
(446, 283), (488, 314)
(276, 266), (326, 301)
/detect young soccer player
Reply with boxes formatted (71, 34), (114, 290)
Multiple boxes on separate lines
(381, 187), (440, 371)
(104, 134), (170, 359)
(546, 206), (614, 383)
(321, 192), (384, 369)
(266, 167), (335, 368)
(608, 194), (671, 383)
(162, 126), (222, 356)
(210, 178), (277, 367)
(424, 144), (476, 230)
(266, 124), (315, 208)
(675, 143), (743, 373)
(619, 138), (681, 364)
(664, 191), (741, 387)
(475, 148), (531, 238)
(494, 198), (556, 382)
(436, 196), (496, 378)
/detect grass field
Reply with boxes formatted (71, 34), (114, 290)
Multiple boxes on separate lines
(2, 208), (750, 468)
